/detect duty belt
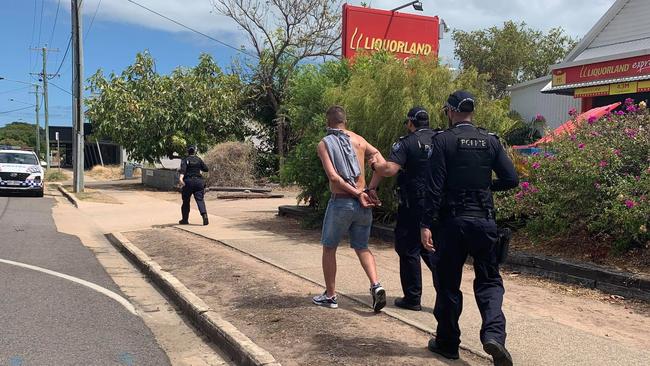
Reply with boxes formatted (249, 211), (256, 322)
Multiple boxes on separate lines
(447, 208), (494, 219)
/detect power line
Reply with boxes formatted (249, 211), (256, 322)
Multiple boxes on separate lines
(49, 81), (73, 96)
(86, 0), (102, 39)
(123, 0), (257, 59)
(0, 86), (31, 96)
(0, 106), (34, 115)
(50, 36), (72, 79)
(29, 0), (38, 75)
(37, 0), (45, 47)
(48, 0), (62, 46)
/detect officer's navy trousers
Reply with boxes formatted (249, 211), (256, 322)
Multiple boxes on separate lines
(394, 205), (436, 305)
(181, 177), (207, 220)
(433, 216), (506, 350)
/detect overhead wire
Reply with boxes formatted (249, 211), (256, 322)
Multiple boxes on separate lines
(48, 0), (62, 46)
(49, 81), (73, 96)
(0, 106), (35, 115)
(123, 0), (257, 59)
(49, 37), (71, 80)
(37, 0), (45, 47)
(85, 0), (102, 39)
(0, 86), (32, 96)
(29, 0), (38, 77)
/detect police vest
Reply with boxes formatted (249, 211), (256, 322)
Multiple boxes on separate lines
(396, 128), (436, 205)
(444, 125), (494, 213)
(184, 156), (205, 178)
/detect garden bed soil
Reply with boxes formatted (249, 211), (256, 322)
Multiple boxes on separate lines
(123, 227), (489, 366)
(511, 231), (650, 276)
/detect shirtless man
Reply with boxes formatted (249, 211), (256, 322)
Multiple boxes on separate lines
(311, 105), (387, 313)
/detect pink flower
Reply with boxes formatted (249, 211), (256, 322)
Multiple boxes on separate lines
(535, 114), (545, 121)
(530, 187), (539, 193)
(532, 162), (541, 169)
(624, 97), (634, 106)
(590, 131), (601, 137)
(616, 110), (625, 116)
(599, 160), (608, 168)
(594, 182), (601, 190)
(625, 199), (636, 209)
(578, 143), (585, 149)
(544, 152), (552, 158)
(570, 135), (577, 141)
(587, 115), (597, 124)
(515, 191), (524, 201)
(613, 149), (621, 156)
(568, 108), (577, 117)
(521, 182), (530, 190)
(626, 105), (637, 113)
(625, 129), (637, 138)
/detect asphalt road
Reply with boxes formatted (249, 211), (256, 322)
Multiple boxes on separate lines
(0, 193), (171, 366)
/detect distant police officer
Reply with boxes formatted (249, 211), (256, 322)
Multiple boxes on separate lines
(368, 106), (438, 311)
(179, 145), (209, 226)
(418, 91), (518, 366)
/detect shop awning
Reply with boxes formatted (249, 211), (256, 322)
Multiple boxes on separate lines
(541, 74), (650, 96)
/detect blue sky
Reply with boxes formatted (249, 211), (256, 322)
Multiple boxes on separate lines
(0, 0), (615, 127)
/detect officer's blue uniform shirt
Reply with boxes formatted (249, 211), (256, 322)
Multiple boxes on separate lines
(418, 122), (518, 228)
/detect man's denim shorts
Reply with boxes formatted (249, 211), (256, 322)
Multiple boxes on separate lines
(321, 197), (372, 250)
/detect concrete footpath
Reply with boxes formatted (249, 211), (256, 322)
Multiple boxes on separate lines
(72, 185), (650, 366)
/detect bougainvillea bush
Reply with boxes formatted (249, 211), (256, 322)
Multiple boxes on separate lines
(496, 99), (649, 252)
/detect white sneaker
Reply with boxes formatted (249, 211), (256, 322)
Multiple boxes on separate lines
(370, 284), (386, 312)
(312, 292), (338, 309)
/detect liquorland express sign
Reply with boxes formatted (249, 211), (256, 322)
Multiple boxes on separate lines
(552, 54), (650, 97)
(342, 4), (440, 60)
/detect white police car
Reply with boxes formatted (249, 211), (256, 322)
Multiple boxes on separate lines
(0, 149), (45, 197)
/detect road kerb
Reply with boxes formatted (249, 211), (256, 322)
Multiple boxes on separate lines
(55, 184), (79, 208)
(105, 232), (281, 366)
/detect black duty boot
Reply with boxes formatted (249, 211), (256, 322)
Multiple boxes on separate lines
(179, 219), (189, 225)
(427, 339), (459, 360)
(202, 214), (209, 226)
(483, 339), (513, 366)
(394, 297), (422, 311)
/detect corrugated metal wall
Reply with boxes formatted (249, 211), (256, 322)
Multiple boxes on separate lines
(510, 79), (582, 130)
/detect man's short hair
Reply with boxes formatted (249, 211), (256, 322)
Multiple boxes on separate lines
(326, 105), (347, 126)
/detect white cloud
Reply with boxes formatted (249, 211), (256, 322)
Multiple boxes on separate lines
(55, 0), (617, 62)
(359, 0), (616, 63)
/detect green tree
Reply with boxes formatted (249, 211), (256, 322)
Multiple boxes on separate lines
(0, 122), (45, 151)
(453, 21), (577, 98)
(282, 53), (517, 218)
(86, 52), (249, 163)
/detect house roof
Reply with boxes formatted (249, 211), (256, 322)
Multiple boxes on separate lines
(554, 0), (650, 69)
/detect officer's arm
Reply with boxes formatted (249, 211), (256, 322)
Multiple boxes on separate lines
(418, 136), (446, 228)
(490, 137), (519, 191)
(317, 141), (364, 197)
(200, 159), (209, 172)
(179, 158), (187, 184)
(374, 140), (406, 177)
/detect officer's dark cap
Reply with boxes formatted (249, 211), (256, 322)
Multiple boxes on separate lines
(187, 145), (197, 154)
(444, 90), (475, 113)
(404, 106), (430, 125)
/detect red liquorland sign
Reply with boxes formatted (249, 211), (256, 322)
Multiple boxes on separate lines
(552, 53), (650, 87)
(342, 4), (439, 60)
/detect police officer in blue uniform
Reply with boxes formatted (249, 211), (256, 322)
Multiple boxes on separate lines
(418, 91), (518, 366)
(368, 106), (438, 311)
(179, 145), (209, 226)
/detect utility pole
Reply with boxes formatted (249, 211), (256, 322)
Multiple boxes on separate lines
(30, 85), (41, 156)
(32, 46), (59, 169)
(72, 0), (85, 193)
